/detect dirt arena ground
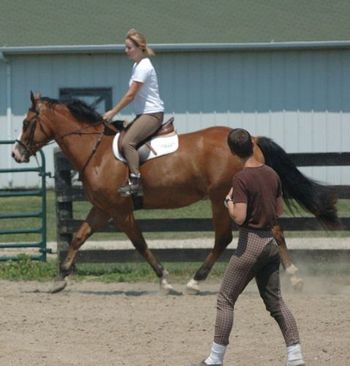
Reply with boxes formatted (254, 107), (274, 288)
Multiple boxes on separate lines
(0, 273), (349, 366)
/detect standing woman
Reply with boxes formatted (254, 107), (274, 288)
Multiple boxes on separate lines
(103, 28), (164, 197)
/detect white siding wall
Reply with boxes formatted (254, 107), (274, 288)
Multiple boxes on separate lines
(1, 48), (350, 187)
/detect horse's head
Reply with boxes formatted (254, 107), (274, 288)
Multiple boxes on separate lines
(12, 92), (54, 163)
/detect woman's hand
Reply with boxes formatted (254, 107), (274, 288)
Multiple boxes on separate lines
(102, 81), (142, 122)
(103, 109), (117, 122)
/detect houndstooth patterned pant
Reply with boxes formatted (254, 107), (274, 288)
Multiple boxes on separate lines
(214, 228), (300, 346)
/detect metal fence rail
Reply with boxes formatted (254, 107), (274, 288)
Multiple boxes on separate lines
(0, 140), (49, 261)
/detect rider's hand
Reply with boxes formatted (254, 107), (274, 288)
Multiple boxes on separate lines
(103, 109), (116, 122)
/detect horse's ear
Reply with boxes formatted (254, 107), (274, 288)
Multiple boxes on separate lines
(30, 91), (35, 106)
(30, 91), (41, 110)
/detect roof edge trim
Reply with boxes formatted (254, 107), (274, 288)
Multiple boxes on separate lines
(1, 41), (350, 55)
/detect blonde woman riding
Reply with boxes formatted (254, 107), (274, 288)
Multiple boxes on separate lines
(103, 28), (164, 196)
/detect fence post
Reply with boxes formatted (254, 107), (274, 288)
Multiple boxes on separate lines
(54, 148), (73, 263)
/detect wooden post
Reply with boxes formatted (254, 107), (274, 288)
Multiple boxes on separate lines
(54, 148), (73, 264)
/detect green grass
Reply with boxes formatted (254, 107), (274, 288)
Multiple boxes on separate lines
(0, 255), (57, 281)
(1, 255), (349, 282)
(0, 255), (229, 282)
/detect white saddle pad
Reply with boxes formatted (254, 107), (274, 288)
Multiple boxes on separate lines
(112, 132), (179, 163)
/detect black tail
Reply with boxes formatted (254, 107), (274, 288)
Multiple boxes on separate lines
(256, 136), (339, 229)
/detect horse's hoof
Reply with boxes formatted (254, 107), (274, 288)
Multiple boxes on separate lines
(160, 278), (182, 296)
(160, 283), (182, 296)
(161, 286), (183, 296)
(186, 278), (200, 295)
(49, 278), (68, 294)
(286, 264), (299, 276)
(60, 263), (76, 278)
(290, 275), (304, 291)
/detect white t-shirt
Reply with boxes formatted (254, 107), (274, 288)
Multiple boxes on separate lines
(129, 57), (164, 115)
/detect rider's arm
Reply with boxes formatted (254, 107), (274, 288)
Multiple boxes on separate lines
(103, 81), (143, 121)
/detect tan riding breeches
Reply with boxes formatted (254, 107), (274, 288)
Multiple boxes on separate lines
(214, 228), (300, 347)
(121, 112), (164, 175)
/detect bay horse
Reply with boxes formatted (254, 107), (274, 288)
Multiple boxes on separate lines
(12, 93), (339, 294)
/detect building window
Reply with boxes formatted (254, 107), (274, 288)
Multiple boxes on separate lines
(59, 87), (113, 114)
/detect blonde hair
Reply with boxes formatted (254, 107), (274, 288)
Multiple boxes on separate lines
(126, 28), (155, 57)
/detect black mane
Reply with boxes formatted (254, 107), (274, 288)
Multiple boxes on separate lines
(41, 97), (102, 124)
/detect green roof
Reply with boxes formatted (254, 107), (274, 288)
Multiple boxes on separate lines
(1, 0), (350, 48)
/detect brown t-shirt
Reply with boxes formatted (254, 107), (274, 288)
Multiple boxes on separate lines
(231, 165), (282, 230)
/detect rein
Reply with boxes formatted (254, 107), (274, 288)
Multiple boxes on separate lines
(57, 121), (105, 141)
(79, 122), (106, 176)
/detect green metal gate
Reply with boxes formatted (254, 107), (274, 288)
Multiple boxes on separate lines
(0, 140), (49, 261)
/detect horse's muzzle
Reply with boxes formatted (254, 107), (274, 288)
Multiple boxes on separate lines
(11, 143), (30, 163)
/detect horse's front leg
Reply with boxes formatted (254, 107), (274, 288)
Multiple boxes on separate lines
(186, 199), (233, 294)
(114, 212), (180, 295)
(272, 224), (303, 290)
(51, 206), (110, 293)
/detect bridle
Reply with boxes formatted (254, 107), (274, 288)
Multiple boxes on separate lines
(17, 107), (107, 174)
(16, 110), (41, 157)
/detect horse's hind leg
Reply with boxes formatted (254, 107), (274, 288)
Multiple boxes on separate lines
(186, 199), (233, 294)
(114, 212), (179, 294)
(272, 224), (303, 290)
(51, 206), (110, 293)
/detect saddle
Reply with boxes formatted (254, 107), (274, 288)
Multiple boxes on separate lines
(107, 117), (175, 158)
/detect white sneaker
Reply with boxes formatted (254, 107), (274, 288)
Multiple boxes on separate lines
(287, 359), (305, 366)
(287, 343), (305, 366)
